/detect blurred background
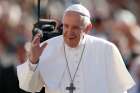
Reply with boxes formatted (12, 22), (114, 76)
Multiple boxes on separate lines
(0, 0), (140, 93)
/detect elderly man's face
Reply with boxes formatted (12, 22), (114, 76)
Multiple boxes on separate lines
(63, 12), (84, 48)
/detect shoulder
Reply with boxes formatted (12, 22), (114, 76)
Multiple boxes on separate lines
(86, 34), (115, 49)
(40, 35), (63, 57)
(41, 35), (63, 50)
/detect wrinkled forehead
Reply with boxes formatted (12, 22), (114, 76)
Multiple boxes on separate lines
(63, 12), (85, 30)
(62, 11), (83, 24)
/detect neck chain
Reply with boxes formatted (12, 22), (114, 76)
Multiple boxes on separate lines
(63, 37), (86, 92)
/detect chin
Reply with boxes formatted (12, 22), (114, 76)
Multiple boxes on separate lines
(69, 45), (77, 48)
(67, 42), (79, 48)
(64, 39), (79, 48)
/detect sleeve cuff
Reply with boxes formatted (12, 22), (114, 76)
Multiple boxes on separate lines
(27, 59), (38, 71)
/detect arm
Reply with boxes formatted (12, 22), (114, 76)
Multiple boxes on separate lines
(106, 43), (135, 93)
(17, 59), (44, 92)
(17, 33), (47, 92)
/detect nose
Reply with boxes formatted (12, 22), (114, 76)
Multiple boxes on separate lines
(67, 30), (76, 36)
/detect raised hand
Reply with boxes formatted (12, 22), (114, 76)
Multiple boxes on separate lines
(29, 33), (47, 64)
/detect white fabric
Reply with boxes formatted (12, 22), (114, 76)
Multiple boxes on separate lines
(64, 4), (90, 18)
(17, 35), (135, 93)
(17, 60), (43, 92)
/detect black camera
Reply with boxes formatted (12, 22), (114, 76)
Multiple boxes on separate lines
(32, 19), (62, 42)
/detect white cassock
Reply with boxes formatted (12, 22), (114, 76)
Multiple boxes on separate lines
(17, 34), (135, 93)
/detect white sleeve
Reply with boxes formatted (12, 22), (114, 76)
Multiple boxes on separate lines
(106, 44), (135, 93)
(17, 59), (44, 92)
(45, 89), (62, 93)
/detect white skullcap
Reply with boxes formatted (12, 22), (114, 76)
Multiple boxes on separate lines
(64, 4), (90, 18)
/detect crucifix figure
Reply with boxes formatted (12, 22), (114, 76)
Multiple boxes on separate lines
(66, 83), (76, 93)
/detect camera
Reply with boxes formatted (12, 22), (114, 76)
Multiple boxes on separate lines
(32, 19), (63, 42)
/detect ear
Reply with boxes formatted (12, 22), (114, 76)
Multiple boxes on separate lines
(84, 24), (93, 33)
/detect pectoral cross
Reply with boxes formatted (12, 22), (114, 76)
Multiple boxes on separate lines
(66, 83), (76, 93)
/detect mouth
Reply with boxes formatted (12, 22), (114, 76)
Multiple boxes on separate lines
(68, 37), (77, 40)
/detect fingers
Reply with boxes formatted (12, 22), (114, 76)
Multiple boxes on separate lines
(31, 33), (47, 53)
(32, 33), (41, 45)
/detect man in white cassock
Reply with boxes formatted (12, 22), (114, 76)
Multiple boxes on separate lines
(17, 4), (135, 93)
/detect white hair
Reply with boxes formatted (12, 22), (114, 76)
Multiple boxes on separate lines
(81, 15), (91, 28)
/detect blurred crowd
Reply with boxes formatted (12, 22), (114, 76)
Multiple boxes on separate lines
(0, 0), (140, 93)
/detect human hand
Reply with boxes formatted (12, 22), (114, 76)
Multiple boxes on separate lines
(29, 33), (47, 64)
